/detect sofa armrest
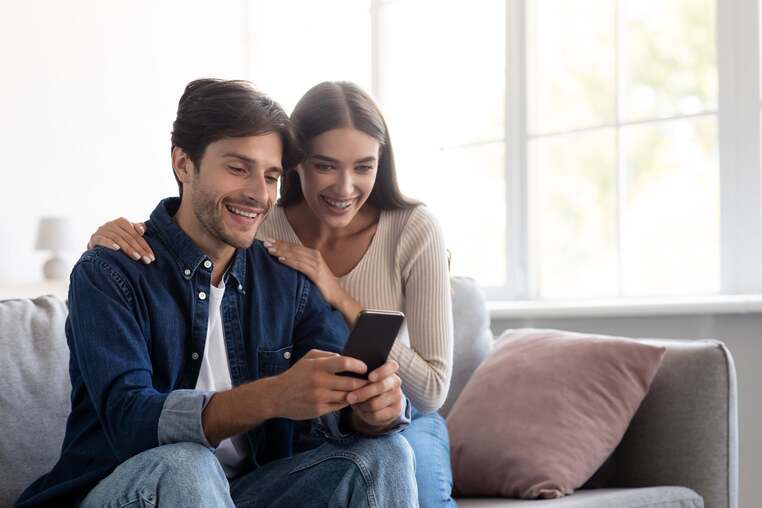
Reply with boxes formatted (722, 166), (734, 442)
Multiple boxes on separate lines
(611, 339), (738, 508)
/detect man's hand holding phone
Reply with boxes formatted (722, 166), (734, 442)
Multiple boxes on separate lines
(346, 360), (405, 434)
(269, 349), (369, 420)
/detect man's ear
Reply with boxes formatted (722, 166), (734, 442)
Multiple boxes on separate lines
(172, 146), (195, 185)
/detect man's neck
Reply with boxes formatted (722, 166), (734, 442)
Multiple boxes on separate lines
(173, 200), (235, 287)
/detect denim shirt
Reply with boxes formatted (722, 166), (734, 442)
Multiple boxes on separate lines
(17, 198), (411, 508)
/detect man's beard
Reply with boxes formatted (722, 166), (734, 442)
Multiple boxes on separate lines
(191, 186), (271, 249)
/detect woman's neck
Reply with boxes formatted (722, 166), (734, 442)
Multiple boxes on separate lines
(285, 199), (379, 249)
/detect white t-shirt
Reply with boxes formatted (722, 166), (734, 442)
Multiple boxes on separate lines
(195, 282), (250, 478)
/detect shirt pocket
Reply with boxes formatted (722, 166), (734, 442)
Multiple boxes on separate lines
(258, 345), (294, 377)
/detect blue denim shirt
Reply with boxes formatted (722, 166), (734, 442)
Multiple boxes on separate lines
(17, 198), (411, 508)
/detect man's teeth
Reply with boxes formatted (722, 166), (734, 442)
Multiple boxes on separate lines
(323, 197), (352, 209)
(227, 205), (260, 219)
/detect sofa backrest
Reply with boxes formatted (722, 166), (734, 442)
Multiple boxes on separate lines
(0, 296), (71, 508)
(439, 276), (493, 418)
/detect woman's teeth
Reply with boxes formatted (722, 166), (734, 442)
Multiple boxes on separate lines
(322, 196), (353, 209)
(227, 205), (260, 219)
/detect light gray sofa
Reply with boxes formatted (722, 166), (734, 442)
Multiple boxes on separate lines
(0, 277), (738, 508)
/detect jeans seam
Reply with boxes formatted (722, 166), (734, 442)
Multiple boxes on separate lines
(289, 450), (378, 508)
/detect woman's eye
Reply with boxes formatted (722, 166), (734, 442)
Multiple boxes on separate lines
(355, 165), (373, 173)
(315, 163), (334, 171)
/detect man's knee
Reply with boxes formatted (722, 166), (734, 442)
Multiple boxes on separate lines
(144, 442), (227, 493)
(348, 433), (416, 476)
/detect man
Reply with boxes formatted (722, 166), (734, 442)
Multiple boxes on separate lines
(17, 79), (417, 507)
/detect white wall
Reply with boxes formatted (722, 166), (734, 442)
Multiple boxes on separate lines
(0, 0), (249, 282)
(492, 313), (762, 508)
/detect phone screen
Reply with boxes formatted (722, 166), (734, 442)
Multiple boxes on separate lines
(339, 310), (404, 379)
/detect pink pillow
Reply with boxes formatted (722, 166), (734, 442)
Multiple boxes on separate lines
(447, 328), (666, 499)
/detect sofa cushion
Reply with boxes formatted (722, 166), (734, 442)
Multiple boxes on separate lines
(448, 328), (666, 499)
(456, 486), (702, 507)
(439, 276), (493, 418)
(0, 296), (71, 507)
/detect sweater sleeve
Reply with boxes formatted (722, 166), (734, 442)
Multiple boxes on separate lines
(389, 206), (454, 413)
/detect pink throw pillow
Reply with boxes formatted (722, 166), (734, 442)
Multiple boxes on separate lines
(447, 328), (666, 499)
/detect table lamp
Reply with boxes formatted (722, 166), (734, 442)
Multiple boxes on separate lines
(35, 217), (78, 280)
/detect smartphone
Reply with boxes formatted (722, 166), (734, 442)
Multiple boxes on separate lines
(338, 310), (405, 379)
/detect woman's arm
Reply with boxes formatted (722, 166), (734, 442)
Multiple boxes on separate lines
(262, 238), (363, 326)
(88, 217), (155, 264)
(390, 207), (454, 414)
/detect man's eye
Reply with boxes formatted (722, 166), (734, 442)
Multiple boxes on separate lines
(266, 176), (279, 184)
(228, 166), (246, 174)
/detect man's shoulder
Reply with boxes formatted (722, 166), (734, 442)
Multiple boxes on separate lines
(71, 247), (148, 296)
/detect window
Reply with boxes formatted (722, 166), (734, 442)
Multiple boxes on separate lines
(251, 0), (762, 301)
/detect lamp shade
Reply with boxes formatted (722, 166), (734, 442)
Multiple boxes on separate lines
(34, 217), (79, 252)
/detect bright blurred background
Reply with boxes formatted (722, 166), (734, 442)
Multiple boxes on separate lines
(2, 0), (750, 304)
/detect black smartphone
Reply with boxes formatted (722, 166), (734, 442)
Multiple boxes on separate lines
(338, 310), (405, 379)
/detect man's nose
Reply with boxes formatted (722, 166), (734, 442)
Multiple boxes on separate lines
(244, 173), (269, 205)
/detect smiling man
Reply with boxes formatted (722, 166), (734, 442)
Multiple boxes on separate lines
(16, 79), (417, 507)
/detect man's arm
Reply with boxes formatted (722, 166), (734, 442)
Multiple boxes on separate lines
(68, 256), (210, 460)
(201, 350), (368, 446)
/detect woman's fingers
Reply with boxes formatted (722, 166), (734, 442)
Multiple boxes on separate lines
(88, 234), (120, 251)
(109, 219), (153, 263)
(129, 222), (155, 261)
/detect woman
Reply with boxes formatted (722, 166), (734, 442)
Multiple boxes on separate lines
(88, 81), (455, 507)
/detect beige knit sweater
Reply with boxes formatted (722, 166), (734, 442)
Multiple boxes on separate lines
(257, 205), (453, 413)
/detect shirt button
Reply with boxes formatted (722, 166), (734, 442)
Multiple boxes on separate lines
(198, 291), (207, 300)
(183, 269), (191, 276)
(283, 351), (292, 360)
(203, 260), (212, 269)
(191, 352), (199, 360)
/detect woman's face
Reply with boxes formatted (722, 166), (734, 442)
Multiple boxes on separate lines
(297, 127), (380, 230)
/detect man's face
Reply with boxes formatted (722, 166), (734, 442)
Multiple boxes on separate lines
(178, 133), (283, 249)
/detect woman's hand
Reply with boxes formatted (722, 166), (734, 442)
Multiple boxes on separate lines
(262, 238), (344, 307)
(87, 218), (155, 264)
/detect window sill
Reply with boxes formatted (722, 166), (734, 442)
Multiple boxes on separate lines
(487, 294), (762, 320)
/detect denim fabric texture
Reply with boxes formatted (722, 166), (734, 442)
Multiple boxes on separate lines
(17, 198), (413, 507)
(78, 435), (418, 508)
(403, 406), (457, 508)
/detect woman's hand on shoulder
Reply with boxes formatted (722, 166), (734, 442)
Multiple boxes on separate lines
(87, 217), (155, 264)
(262, 238), (341, 306)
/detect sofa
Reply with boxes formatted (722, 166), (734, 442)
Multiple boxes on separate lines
(0, 277), (738, 507)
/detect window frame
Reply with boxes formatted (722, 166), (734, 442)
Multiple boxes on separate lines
(371, 0), (762, 301)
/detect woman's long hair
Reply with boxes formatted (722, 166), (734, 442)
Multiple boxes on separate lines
(278, 81), (418, 210)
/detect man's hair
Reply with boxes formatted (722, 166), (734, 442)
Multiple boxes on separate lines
(171, 78), (302, 197)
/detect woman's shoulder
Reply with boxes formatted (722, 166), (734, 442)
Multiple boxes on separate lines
(257, 205), (296, 242)
(382, 204), (444, 240)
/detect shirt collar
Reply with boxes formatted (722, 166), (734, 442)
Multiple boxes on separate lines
(148, 197), (247, 288)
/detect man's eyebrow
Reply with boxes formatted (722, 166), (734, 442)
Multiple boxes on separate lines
(222, 152), (256, 165)
(222, 152), (282, 173)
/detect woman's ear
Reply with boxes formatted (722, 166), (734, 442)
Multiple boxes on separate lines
(172, 146), (194, 185)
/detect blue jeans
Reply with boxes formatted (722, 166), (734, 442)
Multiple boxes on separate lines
(79, 436), (418, 507)
(402, 407), (457, 508)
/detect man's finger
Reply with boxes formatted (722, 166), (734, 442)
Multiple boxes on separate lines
(304, 349), (339, 360)
(347, 375), (399, 405)
(319, 355), (367, 376)
(367, 360), (399, 382)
